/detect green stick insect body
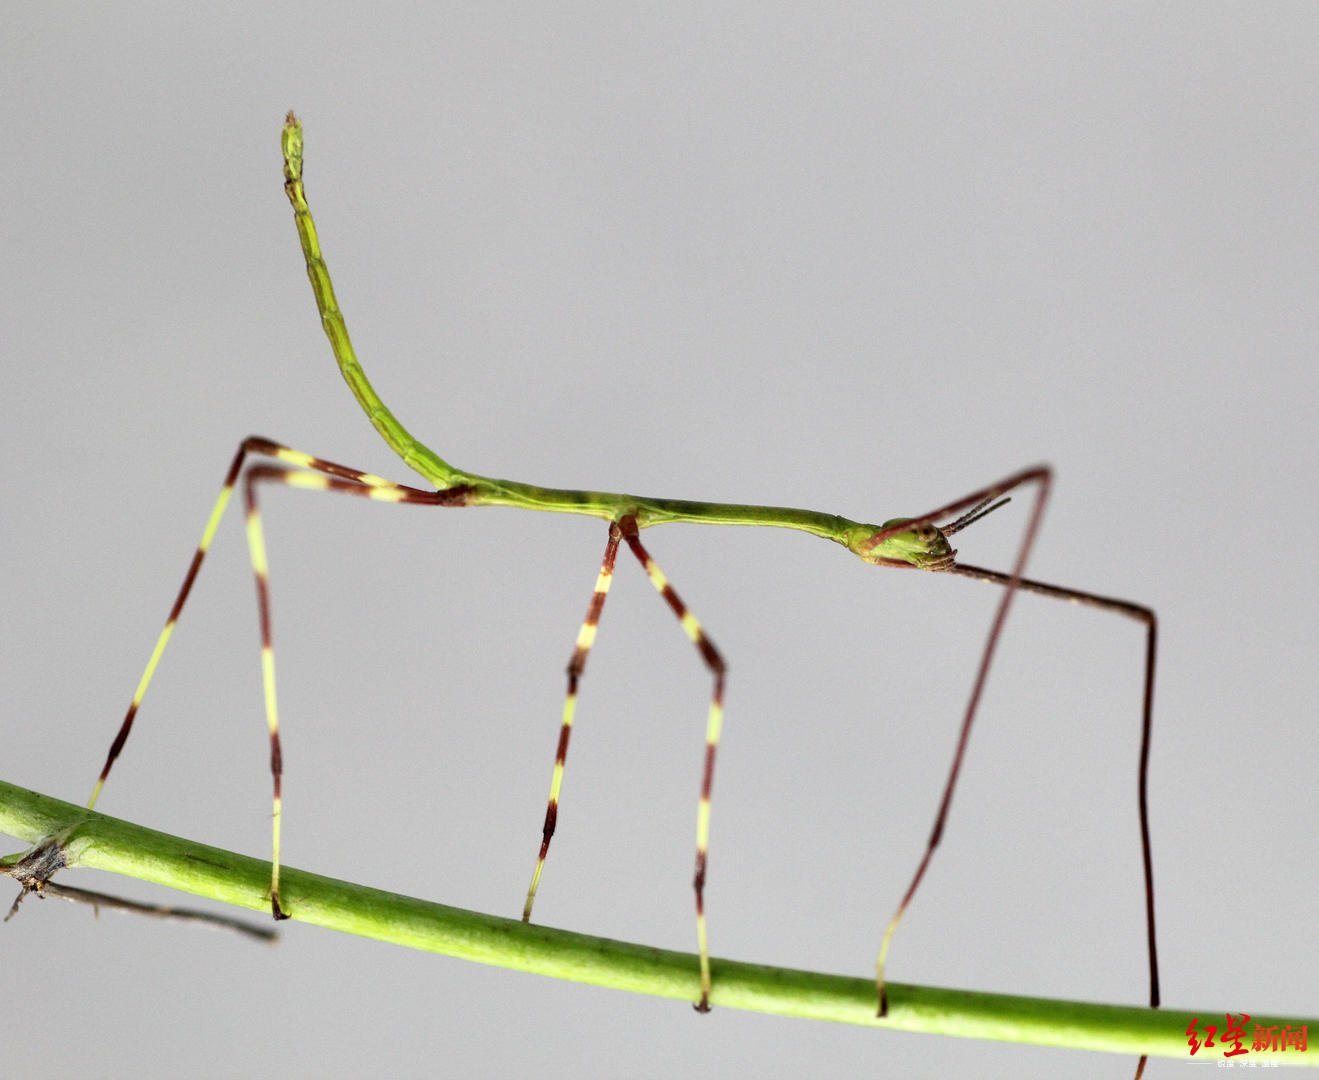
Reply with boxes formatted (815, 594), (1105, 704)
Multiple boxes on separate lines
(87, 115), (1160, 1046)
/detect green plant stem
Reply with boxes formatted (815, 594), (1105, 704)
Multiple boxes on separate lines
(0, 779), (1312, 1064)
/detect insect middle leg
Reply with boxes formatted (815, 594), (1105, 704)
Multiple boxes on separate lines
(522, 524), (622, 921)
(621, 516), (727, 1012)
(521, 516), (726, 1013)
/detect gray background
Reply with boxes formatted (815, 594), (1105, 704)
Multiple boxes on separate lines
(3, 5), (1316, 1077)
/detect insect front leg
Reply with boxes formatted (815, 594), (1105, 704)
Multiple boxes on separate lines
(868, 466), (1054, 1016)
(863, 464), (1158, 1079)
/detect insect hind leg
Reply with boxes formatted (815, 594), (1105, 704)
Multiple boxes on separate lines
(241, 451), (468, 917)
(86, 435), (468, 921)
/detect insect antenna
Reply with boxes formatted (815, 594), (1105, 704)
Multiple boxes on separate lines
(941, 495), (1011, 536)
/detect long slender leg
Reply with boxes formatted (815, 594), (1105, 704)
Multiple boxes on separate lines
(948, 566), (1159, 998)
(618, 516), (726, 1013)
(87, 437), (469, 918)
(244, 460), (470, 917)
(864, 466), (1159, 1069)
(87, 440), (251, 812)
(866, 467), (1054, 1017)
(523, 524), (622, 922)
(948, 563), (1159, 1079)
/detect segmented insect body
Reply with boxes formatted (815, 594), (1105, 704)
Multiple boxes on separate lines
(87, 114), (1159, 1031)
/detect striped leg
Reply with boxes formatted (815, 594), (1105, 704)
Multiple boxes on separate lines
(87, 436), (469, 919)
(619, 516), (726, 1013)
(522, 524), (622, 922)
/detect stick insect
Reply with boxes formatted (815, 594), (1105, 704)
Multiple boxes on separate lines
(85, 113), (1160, 1029)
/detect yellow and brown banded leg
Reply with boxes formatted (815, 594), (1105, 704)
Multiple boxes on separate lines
(618, 516), (726, 1013)
(523, 524), (622, 922)
(87, 436), (469, 920)
(243, 456), (471, 918)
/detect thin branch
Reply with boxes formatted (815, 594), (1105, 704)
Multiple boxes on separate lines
(6, 877), (278, 942)
(1, 779), (1312, 1064)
